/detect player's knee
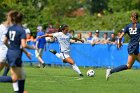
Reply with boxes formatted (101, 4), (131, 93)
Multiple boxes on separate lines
(21, 70), (26, 79)
(12, 76), (18, 82)
(127, 64), (132, 69)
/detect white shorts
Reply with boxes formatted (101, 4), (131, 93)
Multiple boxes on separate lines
(59, 52), (70, 60)
(35, 48), (44, 57)
(0, 45), (8, 63)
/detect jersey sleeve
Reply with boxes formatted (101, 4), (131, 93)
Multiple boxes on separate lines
(52, 32), (60, 38)
(123, 25), (129, 33)
(20, 30), (26, 39)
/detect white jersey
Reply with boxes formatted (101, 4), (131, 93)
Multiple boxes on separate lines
(0, 24), (8, 62)
(53, 32), (72, 52)
(0, 24), (7, 45)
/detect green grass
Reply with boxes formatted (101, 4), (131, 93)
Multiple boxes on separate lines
(0, 66), (140, 93)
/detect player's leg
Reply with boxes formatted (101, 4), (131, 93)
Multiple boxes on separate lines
(35, 49), (45, 67)
(3, 65), (10, 76)
(49, 49), (63, 59)
(10, 67), (26, 93)
(63, 57), (83, 76)
(0, 59), (7, 72)
(136, 53), (140, 62)
(106, 54), (135, 80)
(0, 63), (5, 72)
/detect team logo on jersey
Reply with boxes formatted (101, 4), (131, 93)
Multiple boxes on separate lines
(129, 27), (137, 34)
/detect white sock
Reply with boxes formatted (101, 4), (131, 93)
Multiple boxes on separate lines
(72, 64), (82, 74)
(13, 82), (19, 91)
(55, 53), (62, 59)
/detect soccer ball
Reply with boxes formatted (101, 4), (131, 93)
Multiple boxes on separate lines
(87, 69), (95, 77)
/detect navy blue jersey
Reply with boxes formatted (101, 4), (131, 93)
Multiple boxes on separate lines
(123, 22), (140, 55)
(6, 24), (26, 50)
(6, 24), (26, 67)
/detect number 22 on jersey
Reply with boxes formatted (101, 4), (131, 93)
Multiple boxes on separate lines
(129, 27), (137, 34)
(9, 31), (16, 41)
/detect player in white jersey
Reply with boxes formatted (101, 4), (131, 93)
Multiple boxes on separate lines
(0, 22), (9, 71)
(38, 24), (84, 77)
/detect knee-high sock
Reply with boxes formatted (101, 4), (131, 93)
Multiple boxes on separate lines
(13, 81), (19, 92)
(3, 67), (10, 76)
(72, 64), (82, 74)
(110, 65), (128, 74)
(0, 76), (12, 82)
(55, 53), (64, 60)
(18, 80), (25, 93)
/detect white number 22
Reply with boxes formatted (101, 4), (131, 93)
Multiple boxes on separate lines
(129, 27), (137, 34)
(9, 31), (16, 41)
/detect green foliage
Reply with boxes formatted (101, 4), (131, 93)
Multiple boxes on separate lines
(0, 0), (140, 42)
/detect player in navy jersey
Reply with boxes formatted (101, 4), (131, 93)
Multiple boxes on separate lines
(0, 11), (34, 93)
(106, 11), (140, 80)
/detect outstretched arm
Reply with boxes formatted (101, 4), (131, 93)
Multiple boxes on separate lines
(23, 48), (32, 60)
(71, 37), (84, 43)
(38, 34), (53, 39)
(117, 32), (125, 49)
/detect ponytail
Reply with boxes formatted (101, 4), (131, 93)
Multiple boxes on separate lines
(131, 11), (138, 30)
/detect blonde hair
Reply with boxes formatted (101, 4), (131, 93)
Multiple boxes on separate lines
(3, 10), (17, 27)
(131, 11), (138, 30)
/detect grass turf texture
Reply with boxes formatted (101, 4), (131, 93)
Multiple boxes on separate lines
(0, 66), (140, 93)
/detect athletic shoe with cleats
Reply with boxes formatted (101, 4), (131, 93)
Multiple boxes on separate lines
(106, 69), (111, 80)
(42, 63), (46, 68)
(49, 49), (57, 54)
(79, 74), (84, 77)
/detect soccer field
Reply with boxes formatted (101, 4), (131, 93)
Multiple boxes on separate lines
(0, 66), (140, 93)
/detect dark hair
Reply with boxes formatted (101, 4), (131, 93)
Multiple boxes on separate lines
(11, 11), (23, 24)
(58, 24), (68, 32)
(69, 30), (74, 33)
(131, 11), (138, 30)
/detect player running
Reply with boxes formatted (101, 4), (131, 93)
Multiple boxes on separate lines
(106, 11), (140, 80)
(38, 24), (84, 77)
(0, 10), (34, 93)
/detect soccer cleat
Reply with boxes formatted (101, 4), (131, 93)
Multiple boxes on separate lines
(79, 74), (84, 77)
(106, 69), (111, 80)
(49, 49), (57, 54)
(42, 63), (46, 68)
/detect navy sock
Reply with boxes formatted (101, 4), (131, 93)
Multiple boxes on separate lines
(3, 67), (10, 76)
(0, 76), (12, 83)
(110, 65), (128, 74)
(18, 80), (25, 93)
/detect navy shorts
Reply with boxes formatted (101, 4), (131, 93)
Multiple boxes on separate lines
(6, 49), (22, 67)
(128, 43), (139, 55)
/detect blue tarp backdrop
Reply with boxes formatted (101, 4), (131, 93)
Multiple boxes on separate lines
(22, 43), (140, 68)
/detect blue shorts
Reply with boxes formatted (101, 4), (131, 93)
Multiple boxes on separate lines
(128, 42), (139, 55)
(6, 49), (22, 67)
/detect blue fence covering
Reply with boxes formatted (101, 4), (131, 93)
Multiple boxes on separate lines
(22, 43), (140, 68)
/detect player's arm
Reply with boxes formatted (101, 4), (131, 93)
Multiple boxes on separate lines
(3, 36), (10, 48)
(117, 32), (125, 49)
(71, 37), (84, 43)
(38, 34), (53, 39)
(22, 48), (31, 60)
(21, 39), (35, 49)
